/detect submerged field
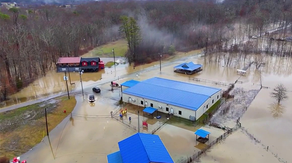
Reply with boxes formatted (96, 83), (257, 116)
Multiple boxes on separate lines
(0, 97), (76, 159)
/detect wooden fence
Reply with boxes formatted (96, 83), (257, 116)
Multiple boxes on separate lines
(180, 125), (241, 163)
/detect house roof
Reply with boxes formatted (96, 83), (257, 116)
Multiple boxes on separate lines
(57, 57), (81, 64)
(121, 80), (140, 88)
(118, 133), (173, 163)
(123, 77), (221, 111)
(107, 151), (123, 163)
(174, 62), (202, 71)
(195, 129), (210, 138)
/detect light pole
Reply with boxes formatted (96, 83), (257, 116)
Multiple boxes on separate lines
(112, 48), (116, 76)
(64, 71), (70, 99)
(112, 48), (116, 66)
(79, 69), (84, 98)
(45, 108), (49, 136)
(159, 53), (162, 72)
(138, 110), (140, 133)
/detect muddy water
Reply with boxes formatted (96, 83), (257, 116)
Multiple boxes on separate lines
(193, 55), (292, 163)
(0, 48), (201, 108)
(8, 48), (292, 163)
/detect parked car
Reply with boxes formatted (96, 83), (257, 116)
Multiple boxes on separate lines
(88, 94), (95, 102)
(92, 87), (101, 93)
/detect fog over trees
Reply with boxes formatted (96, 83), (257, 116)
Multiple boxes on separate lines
(1, 0), (292, 100)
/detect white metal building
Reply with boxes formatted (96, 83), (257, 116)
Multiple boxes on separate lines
(121, 77), (222, 121)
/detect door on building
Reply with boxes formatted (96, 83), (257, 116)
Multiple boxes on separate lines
(170, 108), (174, 115)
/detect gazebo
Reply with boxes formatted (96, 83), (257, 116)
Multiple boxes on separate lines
(174, 62), (202, 75)
(194, 129), (210, 143)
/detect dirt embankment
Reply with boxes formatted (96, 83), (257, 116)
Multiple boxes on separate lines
(210, 88), (259, 128)
(0, 96), (76, 159)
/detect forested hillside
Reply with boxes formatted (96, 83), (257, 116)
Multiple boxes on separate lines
(0, 0), (292, 100)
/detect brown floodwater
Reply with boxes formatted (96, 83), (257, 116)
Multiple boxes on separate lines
(9, 47), (292, 163)
(0, 49), (201, 108)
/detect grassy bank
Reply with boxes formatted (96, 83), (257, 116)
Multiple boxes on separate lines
(166, 100), (221, 131)
(0, 96), (76, 159)
(196, 100), (221, 124)
(88, 40), (128, 57)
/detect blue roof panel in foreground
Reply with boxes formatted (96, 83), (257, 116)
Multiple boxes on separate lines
(174, 62), (202, 71)
(121, 80), (140, 88)
(118, 133), (173, 163)
(195, 129), (211, 138)
(107, 151), (123, 163)
(123, 77), (221, 111)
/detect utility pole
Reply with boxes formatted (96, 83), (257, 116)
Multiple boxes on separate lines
(79, 70), (84, 98)
(112, 48), (116, 76)
(138, 110), (140, 133)
(45, 108), (49, 136)
(112, 48), (116, 67)
(64, 71), (70, 99)
(159, 54), (162, 73)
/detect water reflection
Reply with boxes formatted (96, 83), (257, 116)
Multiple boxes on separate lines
(269, 103), (285, 118)
(2, 52), (292, 108)
(70, 113), (75, 126)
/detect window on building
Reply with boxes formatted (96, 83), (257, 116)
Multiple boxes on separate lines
(141, 101), (143, 105)
(206, 105), (209, 109)
(179, 111), (182, 115)
(217, 95), (219, 99)
(166, 107), (169, 111)
(150, 103), (153, 107)
(212, 99), (214, 103)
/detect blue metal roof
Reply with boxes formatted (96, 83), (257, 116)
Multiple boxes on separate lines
(195, 129), (210, 138)
(121, 80), (140, 88)
(143, 107), (158, 114)
(107, 151), (123, 163)
(123, 77), (221, 111)
(118, 133), (174, 163)
(174, 62), (202, 71)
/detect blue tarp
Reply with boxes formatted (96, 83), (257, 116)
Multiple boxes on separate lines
(123, 77), (221, 111)
(121, 80), (140, 88)
(107, 151), (123, 163)
(174, 62), (202, 71)
(195, 129), (210, 138)
(118, 133), (174, 163)
(143, 107), (158, 114)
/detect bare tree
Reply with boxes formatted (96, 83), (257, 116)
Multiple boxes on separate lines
(0, 156), (9, 163)
(271, 84), (288, 105)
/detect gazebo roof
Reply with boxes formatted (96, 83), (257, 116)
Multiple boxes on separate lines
(194, 129), (210, 138)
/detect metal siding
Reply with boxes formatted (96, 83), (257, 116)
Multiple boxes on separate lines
(123, 83), (209, 111)
(143, 77), (220, 96)
(139, 134), (174, 163)
(121, 80), (140, 88)
(107, 151), (123, 163)
(118, 134), (150, 163)
(124, 93), (220, 120)
(118, 133), (174, 163)
(122, 78), (222, 120)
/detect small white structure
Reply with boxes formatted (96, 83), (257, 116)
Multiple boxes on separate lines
(121, 77), (222, 121)
(236, 69), (246, 75)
